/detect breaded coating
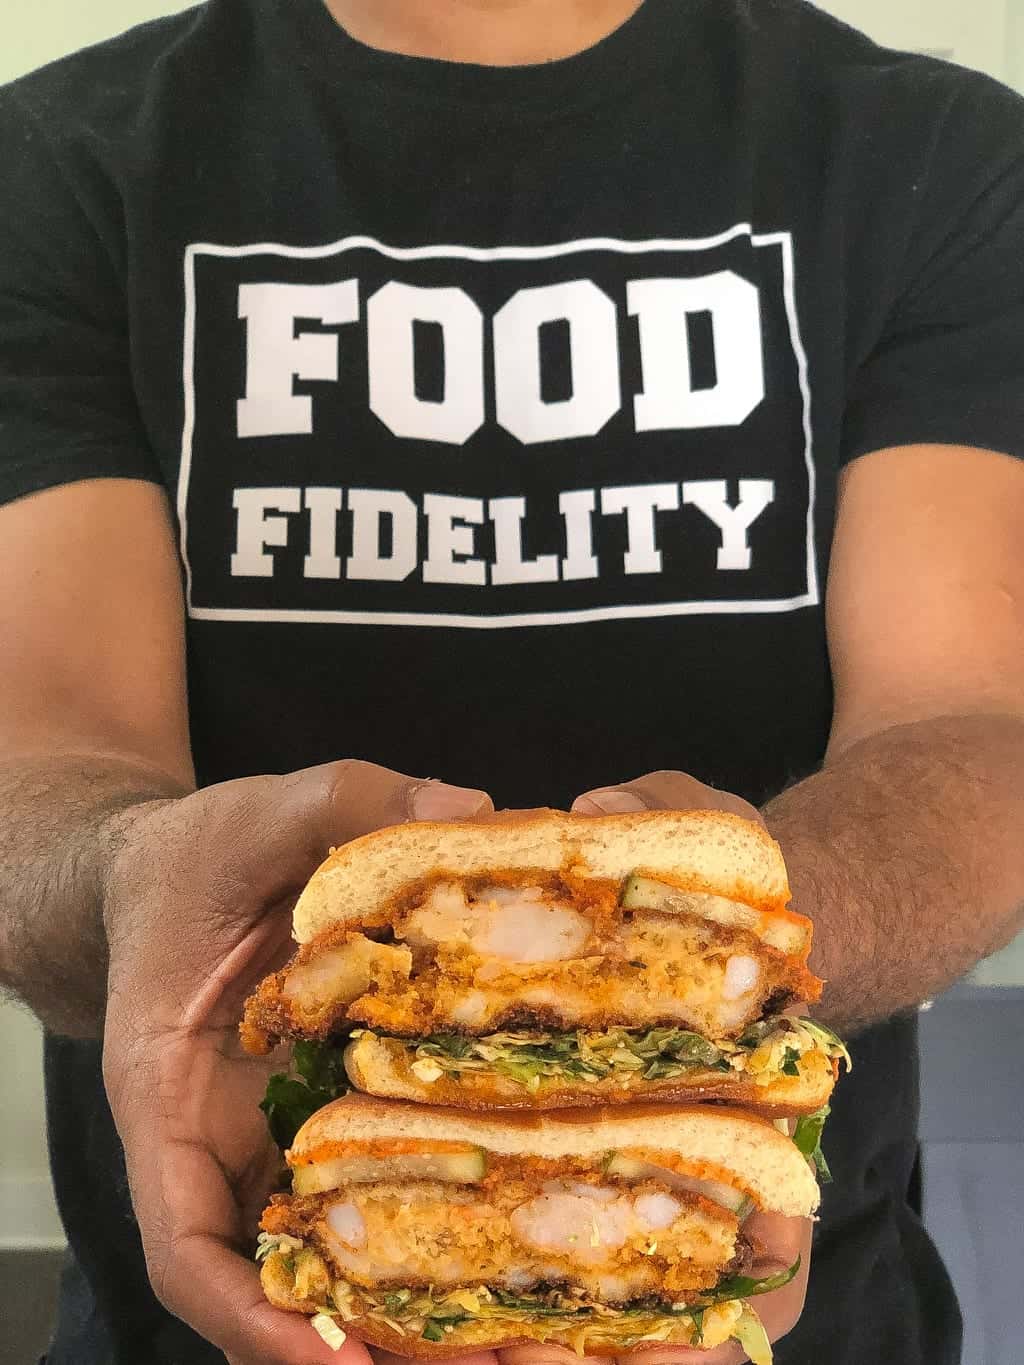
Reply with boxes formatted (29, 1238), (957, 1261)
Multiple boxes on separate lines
(242, 871), (815, 1052)
(261, 1175), (750, 1300)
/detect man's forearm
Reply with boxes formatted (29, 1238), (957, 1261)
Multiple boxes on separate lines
(764, 713), (1024, 1033)
(0, 754), (190, 1036)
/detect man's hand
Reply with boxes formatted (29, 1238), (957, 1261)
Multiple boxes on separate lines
(544, 770), (814, 1365)
(100, 759), (498, 1365)
(496, 1210), (810, 1365)
(572, 772), (761, 825)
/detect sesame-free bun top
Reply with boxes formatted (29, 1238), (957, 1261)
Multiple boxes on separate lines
(286, 1092), (820, 1219)
(292, 808), (792, 945)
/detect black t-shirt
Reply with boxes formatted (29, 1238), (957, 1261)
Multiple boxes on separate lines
(7, 0), (1024, 1359)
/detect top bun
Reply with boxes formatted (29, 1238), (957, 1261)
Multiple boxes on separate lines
(287, 1092), (820, 1218)
(293, 808), (790, 944)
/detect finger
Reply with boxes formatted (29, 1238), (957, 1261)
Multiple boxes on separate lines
(198, 758), (494, 912)
(105, 759), (493, 1001)
(374, 1351), (500, 1365)
(499, 1343), (740, 1365)
(498, 1347), (604, 1365)
(500, 1337), (741, 1365)
(640, 1215), (811, 1365)
(742, 1209), (809, 1277)
(161, 1224), (372, 1365)
(738, 1215), (813, 1342)
(571, 771), (763, 825)
(617, 1343), (745, 1365)
(125, 1125), (371, 1365)
(610, 1216), (812, 1365)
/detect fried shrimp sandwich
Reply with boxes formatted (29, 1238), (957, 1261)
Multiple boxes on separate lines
(242, 810), (847, 1118)
(257, 1095), (818, 1359)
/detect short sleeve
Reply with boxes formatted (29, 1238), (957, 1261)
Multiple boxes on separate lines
(842, 71), (1024, 467)
(0, 87), (162, 507)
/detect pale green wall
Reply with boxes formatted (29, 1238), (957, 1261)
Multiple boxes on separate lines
(816, 0), (1010, 84)
(1009, 0), (1024, 90)
(2, 0), (199, 85)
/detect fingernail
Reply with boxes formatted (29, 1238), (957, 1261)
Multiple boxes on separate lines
(573, 790), (648, 814)
(412, 781), (491, 820)
(508, 1356), (600, 1365)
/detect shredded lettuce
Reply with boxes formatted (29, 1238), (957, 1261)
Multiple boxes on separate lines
(311, 1313), (347, 1351)
(334, 1264), (800, 1338)
(407, 1015), (848, 1090)
(731, 1305), (774, 1365)
(255, 1231), (303, 1263)
(795, 1018), (853, 1072)
(415, 1026), (726, 1086)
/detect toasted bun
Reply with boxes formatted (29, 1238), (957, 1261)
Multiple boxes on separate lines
(344, 1031), (837, 1117)
(341, 1318), (678, 1359)
(293, 809), (792, 945)
(259, 1274), (686, 1358)
(287, 1094), (819, 1218)
(343, 1317), (719, 1359)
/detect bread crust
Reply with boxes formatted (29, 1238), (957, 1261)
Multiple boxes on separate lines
(292, 808), (793, 944)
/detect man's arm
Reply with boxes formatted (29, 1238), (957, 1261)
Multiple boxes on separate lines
(576, 444), (1024, 1036)
(765, 711), (1024, 1033)
(767, 442), (1024, 1031)
(0, 479), (194, 1035)
(0, 477), (495, 1364)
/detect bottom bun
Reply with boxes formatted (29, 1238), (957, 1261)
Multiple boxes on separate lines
(331, 1314), (710, 1358)
(260, 1251), (751, 1358)
(345, 1031), (837, 1116)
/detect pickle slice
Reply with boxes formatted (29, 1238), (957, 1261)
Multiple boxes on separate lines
(620, 875), (807, 956)
(604, 1151), (754, 1219)
(292, 1147), (487, 1195)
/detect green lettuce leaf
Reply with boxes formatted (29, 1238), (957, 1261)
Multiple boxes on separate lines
(310, 1313), (347, 1351)
(793, 1106), (833, 1182)
(413, 1025), (730, 1087)
(293, 1038), (349, 1092)
(260, 1040), (349, 1149)
(731, 1305), (773, 1365)
(713, 1256), (800, 1302)
(796, 1019), (853, 1072)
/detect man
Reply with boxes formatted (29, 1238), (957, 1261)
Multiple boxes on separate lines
(1, 1), (1023, 1362)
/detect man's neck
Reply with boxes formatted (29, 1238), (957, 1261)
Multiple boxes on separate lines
(322, 0), (645, 66)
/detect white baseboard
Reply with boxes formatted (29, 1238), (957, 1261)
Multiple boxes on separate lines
(0, 1174), (67, 1251)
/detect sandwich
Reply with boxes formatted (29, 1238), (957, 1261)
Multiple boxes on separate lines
(241, 810), (848, 1124)
(256, 1094), (817, 1360)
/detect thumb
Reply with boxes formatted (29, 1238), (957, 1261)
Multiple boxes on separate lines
(196, 758), (494, 912)
(571, 770), (762, 825)
(103, 760), (492, 996)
